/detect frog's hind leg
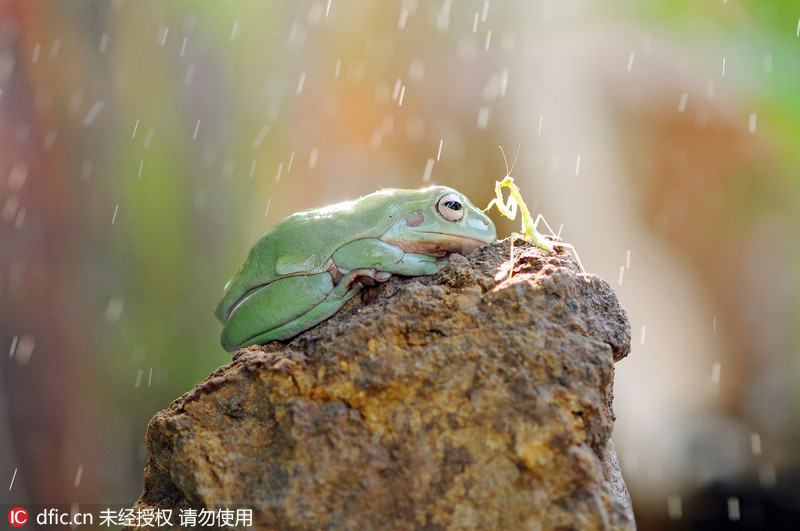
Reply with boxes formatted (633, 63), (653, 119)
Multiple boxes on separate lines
(220, 272), (334, 351)
(242, 268), (390, 346)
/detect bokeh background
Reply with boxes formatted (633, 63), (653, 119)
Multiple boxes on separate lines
(2, 0), (799, 528)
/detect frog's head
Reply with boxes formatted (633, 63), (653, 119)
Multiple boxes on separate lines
(380, 186), (497, 257)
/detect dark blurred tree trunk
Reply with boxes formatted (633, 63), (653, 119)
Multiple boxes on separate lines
(0, 0), (101, 505)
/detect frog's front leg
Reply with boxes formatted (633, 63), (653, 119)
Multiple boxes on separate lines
(332, 239), (448, 276)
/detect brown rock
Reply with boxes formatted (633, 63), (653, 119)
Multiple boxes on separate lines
(128, 239), (635, 530)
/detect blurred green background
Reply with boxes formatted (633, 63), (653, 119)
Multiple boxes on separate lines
(1, 1), (799, 528)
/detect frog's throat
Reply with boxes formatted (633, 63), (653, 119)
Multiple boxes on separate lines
(380, 232), (487, 256)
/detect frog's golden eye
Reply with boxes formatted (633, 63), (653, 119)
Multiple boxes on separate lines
(436, 193), (464, 222)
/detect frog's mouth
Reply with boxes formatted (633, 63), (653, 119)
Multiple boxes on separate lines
(381, 233), (489, 257)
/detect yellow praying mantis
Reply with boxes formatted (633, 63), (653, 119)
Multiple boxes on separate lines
(484, 147), (585, 279)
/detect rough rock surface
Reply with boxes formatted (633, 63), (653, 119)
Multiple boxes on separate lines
(128, 239), (635, 530)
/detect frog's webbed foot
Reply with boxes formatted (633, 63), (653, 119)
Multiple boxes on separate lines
(350, 269), (392, 288)
(332, 267), (392, 290)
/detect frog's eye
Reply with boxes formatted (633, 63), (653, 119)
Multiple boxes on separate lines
(436, 193), (464, 222)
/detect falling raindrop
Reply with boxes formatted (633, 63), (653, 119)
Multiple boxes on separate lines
(9, 468), (17, 491)
(99, 33), (108, 54)
(230, 21), (240, 42)
(143, 128), (154, 148)
(43, 129), (57, 151)
(750, 433), (762, 455)
(105, 295), (124, 323)
(253, 124), (270, 148)
(538, 115), (543, 135)
(711, 361), (721, 384)
(264, 197), (272, 218)
(626, 250), (631, 268)
(296, 72), (306, 95)
(499, 68), (508, 97)
(640, 325), (646, 345)
(275, 162), (284, 183)
(111, 204), (119, 224)
(436, 0), (451, 32)
(575, 154), (581, 175)
(185, 63), (196, 85)
(193, 119), (201, 139)
(2, 195), (20, 222)
(477, 106), (490, 129)
(14, 334), (35, 364)
(748, 113), (757, 133)
(484, 30), (492, 51)
(307, 1), (324, 24)
(8, 162), (28, 191)
(398, 7), (409, 30)
(437, 139), (443, 161)
(32, 43), (41, 62)
(667, 495), (682, 519)
(135, 369), (143, 388)
(758, 463), (777, 488)
(392, 79), (402, 101)
(287, 152), (295, 172)
(82, 100), (105, 126)
(334, 59), (342, 78)
(308, 148), (319, 169)
(158, 26), (169, 46)
(722, 56), (726, 76)
(677, 93), (688, 112)
(132, 119), (139, 138)
(49, 38), (61, 59)
(369, 128), (383, 151)
(13, 208), (25, 230)
(727, 497), (740, 521)
(409, 59), (424, 83)
(249, 160), (256, 180)
(137, 159), (144, 179)
(74, 465), (83, 488)
(626, 52), (634, 72)
(180, 37), (187, 56)
(422, 158), (434, 182)
(618, 266), (624, 286)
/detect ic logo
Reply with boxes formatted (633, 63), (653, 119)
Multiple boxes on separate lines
(8, 507), (28, 527)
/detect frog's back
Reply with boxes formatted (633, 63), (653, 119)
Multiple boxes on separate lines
(215, 188), (436, 322)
